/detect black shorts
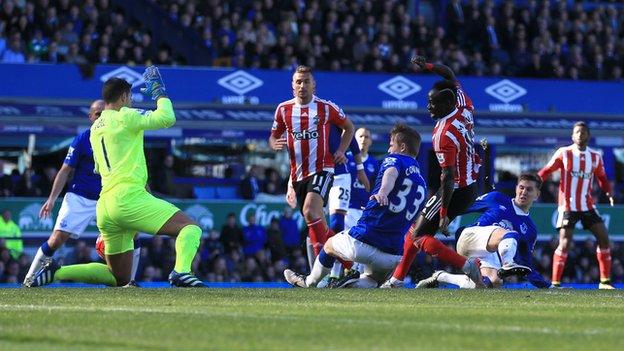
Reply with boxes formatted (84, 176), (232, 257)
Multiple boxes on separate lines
(556, 209), (603, 230)
(416, 182), (478, 236)
(293, 171), (333, 212)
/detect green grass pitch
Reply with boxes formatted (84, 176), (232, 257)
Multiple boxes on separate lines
(1, 288), (622, 350)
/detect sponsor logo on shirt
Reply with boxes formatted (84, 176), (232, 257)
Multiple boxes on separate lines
(292, 129), (319, 140)
(436, 153), (445, 164)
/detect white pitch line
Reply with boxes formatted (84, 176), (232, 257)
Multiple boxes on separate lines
(0, 304), (616, 337)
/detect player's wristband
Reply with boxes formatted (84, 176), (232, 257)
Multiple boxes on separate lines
(356, 163), (364, 171)
(425, 63), (434, 71)
(439, 207), (448, 218)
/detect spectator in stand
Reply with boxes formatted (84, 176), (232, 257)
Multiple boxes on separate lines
(263, 167), (284, 195)
(220, 213), (244, 254)
(0, 209), (22, 260)
(239, 165), (262, 200)
(279, 207), (300, 253)
(266, 217), (286, 262)
(242, 213), (267, 257)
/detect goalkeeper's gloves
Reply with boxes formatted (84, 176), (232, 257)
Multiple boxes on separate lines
(141, 65), (167, 100)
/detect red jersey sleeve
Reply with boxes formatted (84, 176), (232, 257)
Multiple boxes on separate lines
(435, 136), (458, 168)
(326, 101), (347, 126)
(595, 155), (612, 194)
(271, 104), (286, 138)
(455, 82), (474, 112)
(538, 148), (563, 181)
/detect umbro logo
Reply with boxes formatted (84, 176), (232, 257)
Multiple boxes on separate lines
(485, 79), (527, 103)
(378, 76), (421, 100)
(217, 70), (263, 95)
(100, 66), (144, 88)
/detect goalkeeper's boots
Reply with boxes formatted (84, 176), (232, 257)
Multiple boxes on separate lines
(283, 269), (308, 288)
(168, 271), (205, 287)
(498, 262), (532, 279)
(329, 269), (360, 289)
(463, 257), (485, 288)
(27, 260), (60, 287)
(415, 270), (443, 289)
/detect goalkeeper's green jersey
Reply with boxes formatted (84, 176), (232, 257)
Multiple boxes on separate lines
(90, 98), (175, 196)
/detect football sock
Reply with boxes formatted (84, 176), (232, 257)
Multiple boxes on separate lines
(174, 225), (201, 273)
(596, 247), (612, 283)
(329, 213), (345, 233)
(307, 218), (327, 255)
(330, 262), (343, 278)
(421, 236), (466, 269)
(392, 233), (419, 280)
(552, 249), (567, 284)
(438, 271), (475, 289)
(55, 263), (117, 286)
(306, 249), (333, 287)
(25, 242), (56, 279)
(482, 276), (493, 288)
(498, 232), (519, 265)
(131, 239), (141, 281)
(305, 237), (315, 270)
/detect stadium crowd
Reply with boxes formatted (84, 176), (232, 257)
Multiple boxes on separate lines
(1, 0), (623, 81)
(2, 208), (624, 285)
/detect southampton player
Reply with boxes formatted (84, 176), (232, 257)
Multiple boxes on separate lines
(382, 56), (482, 288)
(270, 65), (355, 261)
(345, 127), (379, 231)
(24, 100), (140, 287)
(31, 67), (203, 287)
(417, 174), (551, 289)
(284, 124), (427, 288)
(538, 122), (616, 289)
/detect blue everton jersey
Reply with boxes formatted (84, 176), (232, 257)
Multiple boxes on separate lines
(64, 129), (102, 200)
(467, 191), (550, 288)
(329, 125), (360, 175)
(349, 154), (426, 255)
(348, 153), (379, 210)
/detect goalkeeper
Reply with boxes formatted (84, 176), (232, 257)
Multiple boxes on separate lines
(30, 66), (204, 287)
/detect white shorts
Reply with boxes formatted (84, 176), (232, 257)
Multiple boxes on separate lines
(53, 192), (97, 238)
(328, 173), (351, 212)
(345, 208), (363, 231)
(456, 225), (501, 270)
(330, 231), (402, 283)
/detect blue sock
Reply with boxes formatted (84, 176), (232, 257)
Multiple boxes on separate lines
(134, 238), (140, 249)
(41, 242), (55, 257)
(329, 213), (345, 233)
(482, 276), (493, 288)
(318, 248), (336, 268)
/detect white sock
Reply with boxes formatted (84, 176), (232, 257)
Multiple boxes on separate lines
(131, 247), (141, 281)
(330, 261), (343, 277)
(305, 257), (330, 287)
(498, 238), (518, 265)
(25, 247), (50, 280)
(305, 237), (315, 271)
(438, 272), (476, 289)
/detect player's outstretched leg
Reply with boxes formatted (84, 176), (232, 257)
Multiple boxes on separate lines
(496, 231), (531, 278)
(27, 260), (117, 287)
(23, 230), (71, 285)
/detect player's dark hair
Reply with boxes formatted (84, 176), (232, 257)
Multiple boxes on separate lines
(390, 123), (421, 156)
(518, 173), (542, 190)
(573, 121), (589, 134)
(102, 77), (131, 103)
(432, 79), (457, 94)
(433, 88), (456, 106)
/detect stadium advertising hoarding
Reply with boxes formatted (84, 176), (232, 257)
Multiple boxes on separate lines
(1, 63), (623, 115)
(2, 199), (622, 239)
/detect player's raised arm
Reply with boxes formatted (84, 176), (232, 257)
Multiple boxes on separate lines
(411, 56), (456, 82)
(130, 66), (176, 131)
(537, 149), (563, 181)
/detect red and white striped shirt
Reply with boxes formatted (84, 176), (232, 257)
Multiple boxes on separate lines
(538, 145), (612, 211)
(432, 84), (480, 188)
(271, 95), (347, 182)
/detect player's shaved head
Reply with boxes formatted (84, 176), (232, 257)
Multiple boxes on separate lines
(88, 99), (105, 123)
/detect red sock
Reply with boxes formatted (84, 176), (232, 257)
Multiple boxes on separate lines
(421, 236), (466, 269)
(596, 247), (612, 283)
(392, 232), (419, 280)
(307, 218), (326, 256)
(552, 249), (567, 284)
(324, 228), (353, 269)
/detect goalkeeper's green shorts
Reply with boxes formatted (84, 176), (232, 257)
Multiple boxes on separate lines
(96, 185), (180, 255)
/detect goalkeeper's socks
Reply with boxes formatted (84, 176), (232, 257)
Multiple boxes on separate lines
(55, 263), (117, 286)
(174, 225), (202, 273)
(25, 242), (56, 280)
